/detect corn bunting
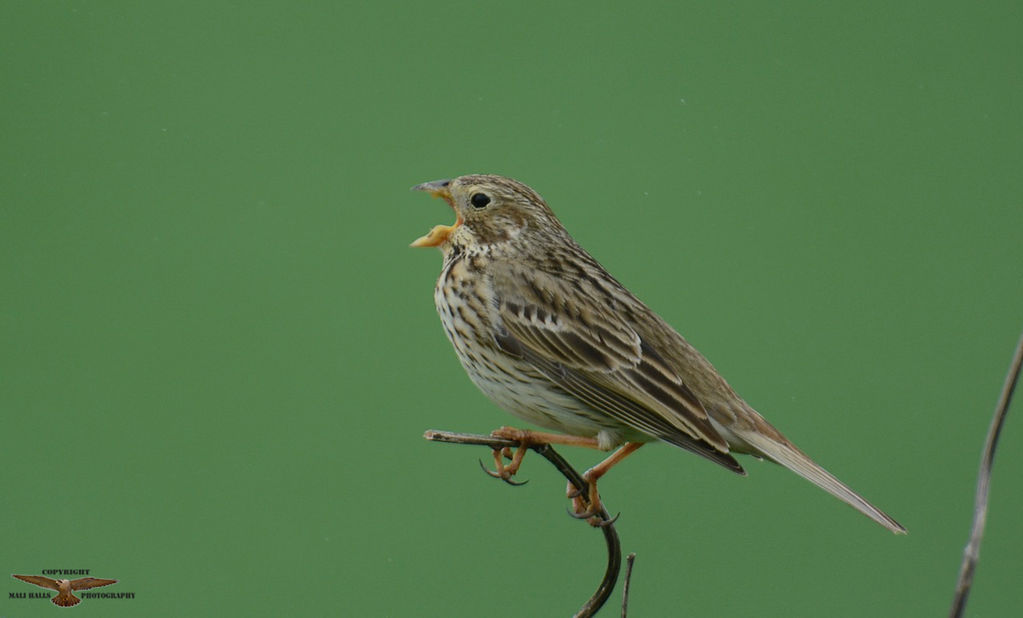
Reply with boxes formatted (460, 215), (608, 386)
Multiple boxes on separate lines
(412, 174), (904, 533)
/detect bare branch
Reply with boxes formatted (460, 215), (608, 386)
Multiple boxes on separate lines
(949, 331), (1023, 618)
(621, 552), (636, 617)
(424, 429), (622, 617)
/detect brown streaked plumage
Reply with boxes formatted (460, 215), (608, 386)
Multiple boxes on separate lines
(411, 174), (905, 533)
(12, 574), (118, 607)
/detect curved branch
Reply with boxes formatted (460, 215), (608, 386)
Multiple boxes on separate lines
(424, 430), (622, 617)
(949, 330), (1023, 618)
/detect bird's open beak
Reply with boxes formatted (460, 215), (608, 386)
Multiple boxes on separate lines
(410, 179), (462, 248)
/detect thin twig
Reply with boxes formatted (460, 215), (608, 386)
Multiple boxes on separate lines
(621, 552), (636, 617)
(424, 430), (622, 617)
(948, 331), (1023, 618)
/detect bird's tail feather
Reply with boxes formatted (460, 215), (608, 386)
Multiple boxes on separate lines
(53, 593), (81, 607)
(738, 430), (906, 534)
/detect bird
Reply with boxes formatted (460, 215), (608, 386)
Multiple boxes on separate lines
(410, 173), (905, 533)
(12, 574), (118, 607)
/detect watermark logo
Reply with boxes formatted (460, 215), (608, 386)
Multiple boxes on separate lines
(11, 573), (120, 608)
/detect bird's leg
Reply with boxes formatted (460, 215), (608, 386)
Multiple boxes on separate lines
(480, 426), (602, 485)
(568, 442), (644, 525)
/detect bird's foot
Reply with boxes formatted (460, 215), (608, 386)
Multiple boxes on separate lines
(478, 427), (535, 486)
(565, 470), (618, 527)
(565, 442), (643, 526)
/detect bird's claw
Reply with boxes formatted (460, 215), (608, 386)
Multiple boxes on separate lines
(477, 452), (528, 486)
(478, 457), (502, 478)
(567, 505), (596, 520)
(565, 504), (618, 526)
(564, 474), (620, 526)
(596, 512), (621, 527)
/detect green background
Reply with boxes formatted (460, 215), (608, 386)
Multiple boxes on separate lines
(2, 1), (1020, 616)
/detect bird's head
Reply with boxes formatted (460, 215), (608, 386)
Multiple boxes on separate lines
(410, 174), (564, 253)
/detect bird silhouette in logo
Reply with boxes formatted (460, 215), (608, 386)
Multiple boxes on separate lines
(12, 574), (118, 607)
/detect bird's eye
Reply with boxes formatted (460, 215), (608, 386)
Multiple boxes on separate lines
(470, 193), (491, 209)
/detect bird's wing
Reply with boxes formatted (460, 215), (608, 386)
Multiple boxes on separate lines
(70, 578), (117, 590)
(13, 575), (60, 590)
(492, 265), (741, 472)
